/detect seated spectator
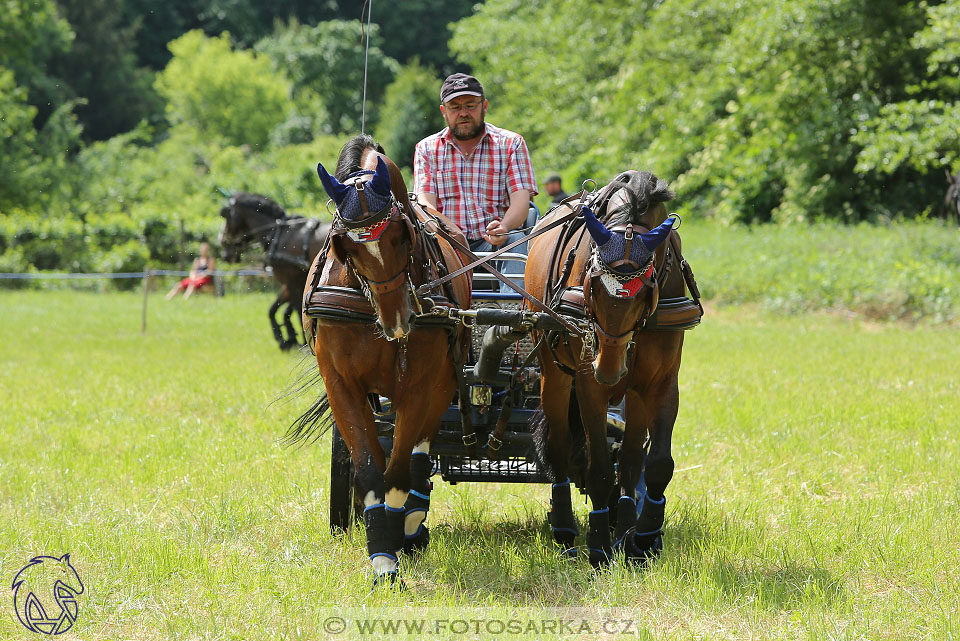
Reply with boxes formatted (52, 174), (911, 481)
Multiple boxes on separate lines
(166, 242), (215, 300)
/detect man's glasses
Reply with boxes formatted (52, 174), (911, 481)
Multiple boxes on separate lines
(444, 102), (482, 113)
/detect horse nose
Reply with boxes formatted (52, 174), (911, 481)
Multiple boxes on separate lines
(592, 360), (627, 386)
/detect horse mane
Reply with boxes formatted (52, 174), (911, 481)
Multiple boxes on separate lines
(602, 170), (675, 227)
(334, 133), (386, 181)
(231, 192), (287, 219)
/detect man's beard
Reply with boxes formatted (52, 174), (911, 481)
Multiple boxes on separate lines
(450, 119), (485, 140)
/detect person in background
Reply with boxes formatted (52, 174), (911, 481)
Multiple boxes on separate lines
(414, 73), (538, 252)
(544, 173), (569, 205)
(166, 241), (215, 299)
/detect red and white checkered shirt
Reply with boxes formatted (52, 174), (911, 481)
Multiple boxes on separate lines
(414, 123), (537, 241)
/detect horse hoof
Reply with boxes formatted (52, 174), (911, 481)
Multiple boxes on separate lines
(628, 532), (663, 565)
(372, 571), (406, 591)
(588, 547), (613, 568)
(402, 525), (430, 555)
(559, 547), (579, 560)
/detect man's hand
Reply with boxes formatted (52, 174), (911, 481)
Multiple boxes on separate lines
(482, 217), (510, 246)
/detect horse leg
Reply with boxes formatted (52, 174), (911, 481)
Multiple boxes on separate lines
(401, 442), (432, 555)
(629, 378), (679, 561)
(281, 302), (300, 350)
(612, 388), (649, 560)
(268, 296), (286, 349)
(537, 358), (579, 557)
(323, 377), (399, 584)
(395, 342), (457, 558)
(576, 378), (617, 568)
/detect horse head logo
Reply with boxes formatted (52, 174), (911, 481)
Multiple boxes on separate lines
(11, 554), (85, 635)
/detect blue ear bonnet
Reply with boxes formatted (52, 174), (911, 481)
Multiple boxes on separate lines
(317, 157), (393, 222)
(597, 233), (654, 273)
(582, 205), (676, 273)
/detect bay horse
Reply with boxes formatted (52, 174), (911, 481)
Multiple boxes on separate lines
(218, 193), (330, 350)
(525, 170), (683, 567)
(287, 134), (471, 586)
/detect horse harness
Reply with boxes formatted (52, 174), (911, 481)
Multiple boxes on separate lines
(225, 215), (323, 271)
(325, 173), (466, 317)
(542, 193), (699, 376)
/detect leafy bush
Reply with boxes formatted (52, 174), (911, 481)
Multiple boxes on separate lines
(93, 240), (149, 290)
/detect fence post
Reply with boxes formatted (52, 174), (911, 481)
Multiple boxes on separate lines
(141, 270), (151, 333)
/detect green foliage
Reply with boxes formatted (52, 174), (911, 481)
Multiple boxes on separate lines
(0, 67), (83, 213)
(0, 67), (41, 211)
(155, 30), (292, 148)
(855, 0), (960, 177)
(0, 0), (73, 118)
(255, 19), (399, 134)
(452, 0), (939, 223)
(47, 0), (162, 141)
(367, 0), (477, 77)
(374, 59), (444, 168)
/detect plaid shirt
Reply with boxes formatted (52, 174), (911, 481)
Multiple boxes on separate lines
(414, 123), (537, 241)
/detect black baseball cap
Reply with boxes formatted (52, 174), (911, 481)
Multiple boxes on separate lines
(440, 73), (484, 103)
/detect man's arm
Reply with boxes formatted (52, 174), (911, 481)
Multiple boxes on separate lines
(482, 189), (530, 246)
(413, 141), (438, 209)
(418, 192), (438, 209)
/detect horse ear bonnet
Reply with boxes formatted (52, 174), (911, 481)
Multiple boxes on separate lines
(594, 215), (677, 273)
(317, 157), (392, 222)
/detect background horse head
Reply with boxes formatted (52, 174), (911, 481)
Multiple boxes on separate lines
(218, 192), (289, 263)
(217, 191), (330, 350)
(318, 140), (420, 340)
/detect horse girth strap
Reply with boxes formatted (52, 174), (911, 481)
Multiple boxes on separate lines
(416, 214), (584, 338)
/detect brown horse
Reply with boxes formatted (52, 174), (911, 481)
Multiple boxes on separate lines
(218, 193), (330, 349)
(525, 170), (683, 567)
(288, 135), (471, 586)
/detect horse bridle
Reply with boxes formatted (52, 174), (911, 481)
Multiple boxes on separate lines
(581, 221), (661, 356)
(329, 174), (423, 325)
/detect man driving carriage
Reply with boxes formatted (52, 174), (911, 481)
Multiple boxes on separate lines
(413, 73), (539, 253)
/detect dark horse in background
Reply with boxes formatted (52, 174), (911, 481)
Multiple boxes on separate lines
(218, 192), (330, 350)
(287, 135), (472, 587)
(525, 170), (687, 567)
(946, 169), (960, 225)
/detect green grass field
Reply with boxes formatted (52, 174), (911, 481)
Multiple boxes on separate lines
(1, 291), (958, 640)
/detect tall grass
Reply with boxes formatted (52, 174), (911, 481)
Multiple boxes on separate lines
(1, 292), (958, 640)
(681, 219), (960, 322)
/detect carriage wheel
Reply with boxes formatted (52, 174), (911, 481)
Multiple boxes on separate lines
(329, 423), (355, 533)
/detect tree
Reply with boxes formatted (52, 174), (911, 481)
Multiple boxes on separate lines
(255, 19), (399, 135)
(0, 0), (73, 127)
(374, 60), (443, 168)
(154, 30), (292, 148)
(0, 67), (82, 214)
(49, 0), (162, 141)
(452, 0), (937, 223)
(855, 1), (960, 185)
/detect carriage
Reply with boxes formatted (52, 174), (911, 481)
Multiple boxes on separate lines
(305, 250), (702, 531)
(292, 136), (703, 583)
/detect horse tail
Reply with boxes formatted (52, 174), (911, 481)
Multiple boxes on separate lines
(530, 394), (587, 483)
(274, 352), (333, 447)
(284, 392), (333, 447)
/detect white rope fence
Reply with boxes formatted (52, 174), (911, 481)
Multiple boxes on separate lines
(0, 269), (268, 280)
(1, 269), (272, 332)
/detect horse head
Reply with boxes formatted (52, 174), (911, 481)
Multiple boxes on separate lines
(218, 192), (286, 262)
(581, 171), (676, 385)
(319, 140), (418, 341)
